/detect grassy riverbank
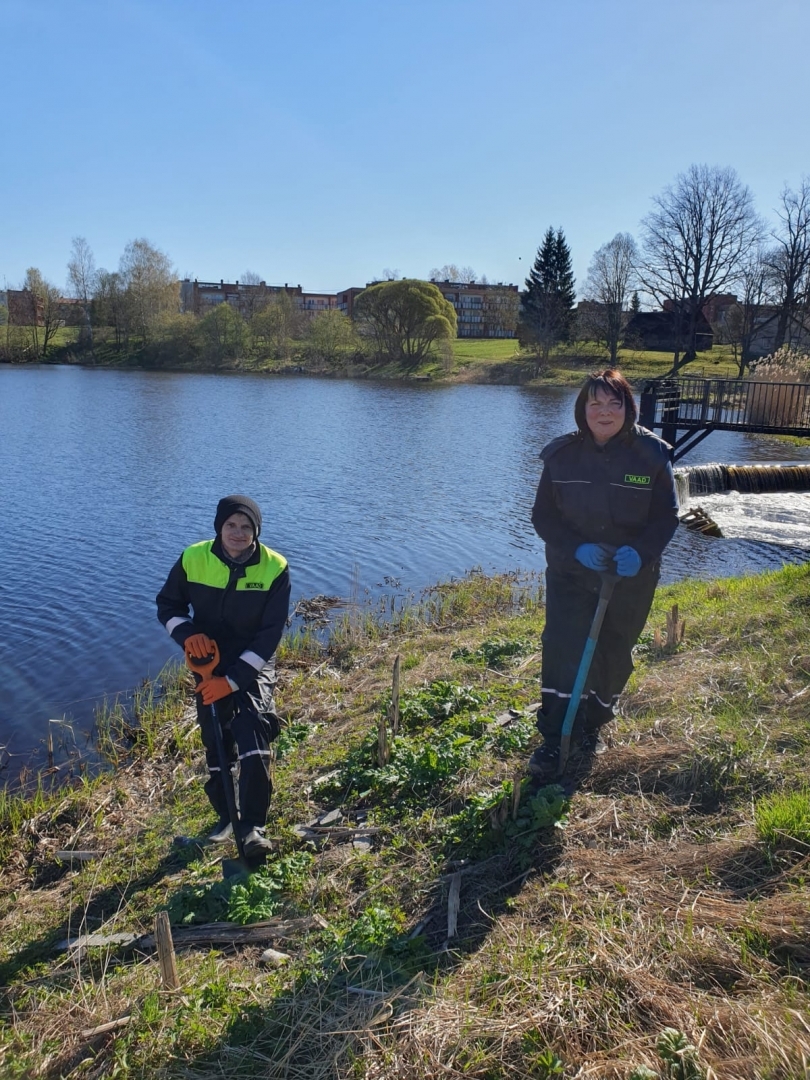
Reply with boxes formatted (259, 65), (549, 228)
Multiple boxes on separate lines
(7, 326), (745, 386)
(2, 567), (809, 1078)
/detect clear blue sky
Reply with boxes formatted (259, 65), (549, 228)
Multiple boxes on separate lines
(2, 0), (808, 296)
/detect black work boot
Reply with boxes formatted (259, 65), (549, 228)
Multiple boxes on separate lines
(206, 818), (234, 844)
(527, 742), (561, 781)
(239, 825), (277, 859)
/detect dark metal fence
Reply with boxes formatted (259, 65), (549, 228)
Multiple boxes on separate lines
(641, 377), (810, 436)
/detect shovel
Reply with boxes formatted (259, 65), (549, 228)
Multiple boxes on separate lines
(185, 641), (254, 879)
(557, 571), (618, 775)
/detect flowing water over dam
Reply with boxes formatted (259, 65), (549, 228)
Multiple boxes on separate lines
(674, 463), (810, 549)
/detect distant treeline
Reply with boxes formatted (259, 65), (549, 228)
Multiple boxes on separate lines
(3, 166), (808, 374)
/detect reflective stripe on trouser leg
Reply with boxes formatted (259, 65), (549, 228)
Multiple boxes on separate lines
(231, 662), (278, 830)
(539, 564), (659, 742)
(538, 567), (599, 745)
(197, 698), (238, 821)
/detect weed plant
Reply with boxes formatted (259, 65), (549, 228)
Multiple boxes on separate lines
(446, 779), (569, 866)
(451, 635), (533, 668)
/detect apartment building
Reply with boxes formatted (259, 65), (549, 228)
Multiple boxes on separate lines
(180, 279), (303, 317)
(180, 279), (346, 320)
(336, 287), (365, 319)
(300, 292), (337, 315)
(180, 277), (520, 338)
(433, 280), (519, 338)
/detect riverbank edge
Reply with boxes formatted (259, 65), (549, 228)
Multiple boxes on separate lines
(0, 352), (603, 388)
(3, 341), (716, 389)
(1, 565), (809, 1077)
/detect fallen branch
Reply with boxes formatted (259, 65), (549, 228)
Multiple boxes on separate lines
(57, 914), (326, 954)
(80, 1015), (131, 1040)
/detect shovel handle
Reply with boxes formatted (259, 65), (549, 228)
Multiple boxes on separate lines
(185, 641), (221, 682)
(557, 572), (619, 775)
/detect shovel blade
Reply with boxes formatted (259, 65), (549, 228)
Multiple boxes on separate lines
(221, 857), (249, 880)
(221, 849), (268, 879)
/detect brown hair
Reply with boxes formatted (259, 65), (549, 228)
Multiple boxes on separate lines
(573, 369), (637, 435)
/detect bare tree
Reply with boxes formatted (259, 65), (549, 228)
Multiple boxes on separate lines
(639, 164), (762, 371)
(239, 270), (271, 320)
(251, 291), (305, 361)
(93, 269), (127, 349)
(119, 238), (177, 344)
(429, 264), (478, 283)
(67, 236), (97, 349)
(23, 267), (62, 357)
(581, 233), (638, 364)
(67, 237), (97, 303)
(766, 179), (810, 351)
(714, 250), (772, 375)
(482, 286), (520, 338)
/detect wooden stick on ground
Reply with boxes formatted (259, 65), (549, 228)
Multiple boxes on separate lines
(446, 872), (462, 941)
(80, 1016), (131, 1040)
(389, 654), (401, 736)
(510, 766), (524, 821)
(153, 911), (179, 990)
(377, 709), (390, 766)
(55, 850), (103, 862)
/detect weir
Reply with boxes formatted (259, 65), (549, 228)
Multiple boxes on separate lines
(674, 463), (810, 503)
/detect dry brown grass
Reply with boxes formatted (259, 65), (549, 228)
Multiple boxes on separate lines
(2, 570), (810, 1078)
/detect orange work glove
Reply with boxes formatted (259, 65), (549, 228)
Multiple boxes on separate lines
(185, 633), (217, 659)
(197, 677), (233, 705)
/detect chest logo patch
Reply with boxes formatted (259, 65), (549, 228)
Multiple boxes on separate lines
(624, 474), (651, 486)
(244, 582), (265, 590)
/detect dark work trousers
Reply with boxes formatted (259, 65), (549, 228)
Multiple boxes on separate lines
(537, 563), (659, 748)
(196, 661), (280, 830)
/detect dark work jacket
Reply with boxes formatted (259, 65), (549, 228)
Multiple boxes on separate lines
(531, 425), (679, 571)
(156, 537), (291, 690)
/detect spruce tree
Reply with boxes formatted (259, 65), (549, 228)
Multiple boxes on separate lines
(552, 228), (576, 339)
(519, 227), (577, 361)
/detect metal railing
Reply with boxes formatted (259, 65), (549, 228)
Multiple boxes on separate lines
(641, 377), (810, 436)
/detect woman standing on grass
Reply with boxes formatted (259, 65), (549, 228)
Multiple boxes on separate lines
(528, 369), (679, 779)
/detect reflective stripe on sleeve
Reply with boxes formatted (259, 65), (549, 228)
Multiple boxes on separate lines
(239, 650), (266, 671)
(166, 616), (192, 635)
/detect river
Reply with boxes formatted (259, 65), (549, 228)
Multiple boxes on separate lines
(2, 365), (810, 772)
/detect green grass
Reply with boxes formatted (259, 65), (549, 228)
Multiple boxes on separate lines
(440, 338), (743, 385)
(450, 338), (523, 363)
(755, 788), (810, 853)
(3, 567), (810, 1077)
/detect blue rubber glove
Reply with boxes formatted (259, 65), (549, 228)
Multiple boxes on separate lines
(575, 543), (612, 572)
(614, 545), (642, 577)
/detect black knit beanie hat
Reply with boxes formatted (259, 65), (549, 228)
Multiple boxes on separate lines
(214, 494), (262, 539)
